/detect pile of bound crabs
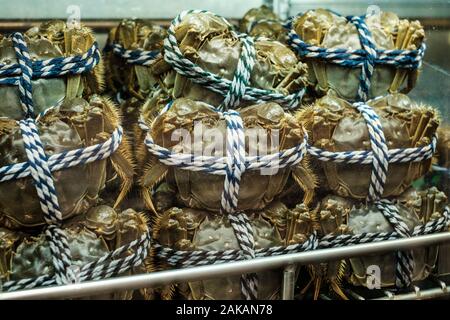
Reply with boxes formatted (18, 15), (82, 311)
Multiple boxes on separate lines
(0, 5), (448, 300)
(0, 21), (151, 299)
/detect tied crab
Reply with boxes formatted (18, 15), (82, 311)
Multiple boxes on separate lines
(0, 20), (104, 120)
(152, 201), (314, 299)
(298, 93), (439, 199)
(105, 19), (167, 100)
(135, 87), (171, 170)
(140, 98), (317, 214)
(437, 126), (450, 169)
(291, 9), (425, 100)
(0, 95), (134, 229)
(104, 20), (167, 164)
(434, 126), (450, 275)
(302, 187), (447, 299)
(0, 205), (150, 299)
(239, 6), (286, 42)
(435, 126), (450, 197)
(151, 11), (308, 108)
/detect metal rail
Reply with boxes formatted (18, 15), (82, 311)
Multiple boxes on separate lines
(374, 285), (450, 300)
(330, 276), (450, 300)
(1, 232), (449, 300)
(328, 274), (450, 300)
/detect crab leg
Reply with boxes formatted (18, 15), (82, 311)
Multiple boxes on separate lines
(140, 161), (169, 214)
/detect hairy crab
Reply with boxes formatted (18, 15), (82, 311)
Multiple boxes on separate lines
(140, 98), (317, 213)
(152, 201), (313, 299)
(0, 21), (104, 120)
(105, 19), (167, 100)
(239, 6), (285, 42)
(304, 187), (447, 299)
(298, 93), (439, 199)
(437, 126), (450, 169)
(0, 205), (150, 299)
(435, 126), (450, 197)
(151, 11), (308, 108)
(291, 9), (425, 100)
(104, 20), (167, 169)
(434, 126), (450, 275)
(0, 95), (134, 229)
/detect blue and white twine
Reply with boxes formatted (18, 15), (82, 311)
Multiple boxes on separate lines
(163, 10), (305, 111)
(286, 10), (425, 101)
(109, 10), (305, 110)
(108, 43), (162, 66)
(139, 93), (308, 300)
(286, 8), (432, 289)
(141, 9), (445, 297)
(137, 11), (309, 298)
(0, 32), (151, 291)
(307, 97), (436, 288)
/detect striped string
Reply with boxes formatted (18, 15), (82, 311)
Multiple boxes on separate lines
(286, 11), (425, 102)
(0, 32), (150, 290)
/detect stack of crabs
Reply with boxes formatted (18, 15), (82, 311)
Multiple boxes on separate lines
(107, 8), (320, 300)
(105, 6), (450, 300)
(0, 21), (151, 299)
(1, 6), (448, 301)
(287, 8), (449, 298)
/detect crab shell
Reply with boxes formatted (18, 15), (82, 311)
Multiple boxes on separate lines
(151, 12), (308, 108)
(310, 187), (445, 292)
(299, 93), (439, 199)
(239, 6), (285, 42)
(151, 182), (177, 214)
(293, 9), (425, 101)
(105, 19), (167, 100)
(152, 201), (313, 299)
(434, 126), (450, 199)
(426, 125), (450, 275)
(248, 20), (286, 43)
(437, 126), (450, 169)
(0, 21), (104, 120)
(348, 187), (446, 287)
(0, 95), (133, 229)
(239, 5), (280, 33)
(145, 97), (312, 212)
(0, 205), (150, 299)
